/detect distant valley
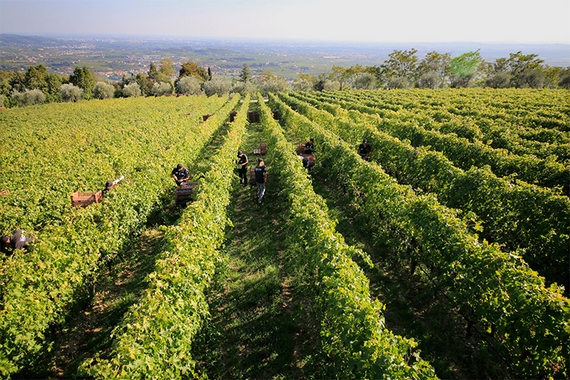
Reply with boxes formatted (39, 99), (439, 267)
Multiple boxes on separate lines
(1, 34), (568, 81)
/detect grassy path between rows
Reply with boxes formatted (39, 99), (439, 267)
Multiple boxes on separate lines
(191, 119), (308, 379)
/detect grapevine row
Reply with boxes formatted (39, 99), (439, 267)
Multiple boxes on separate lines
(257, 94), (437, 379)
(284, 91), (570, 291)
(270, 93), (570, 379)
(0, 95), (227, 233)
(341, 89), (569, 141)
(0, 95), (240, 376)
(342, 89), (570, 160)
(82, 94), (249, 379)
(309, 90), (570, 194)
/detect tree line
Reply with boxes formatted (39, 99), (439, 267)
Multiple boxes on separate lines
(310, 50), (570, 90)
(0, 49), (568, 108)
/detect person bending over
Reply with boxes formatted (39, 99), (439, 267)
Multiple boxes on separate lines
(1, 229), (34, 254)
(171, 163), (190, 186)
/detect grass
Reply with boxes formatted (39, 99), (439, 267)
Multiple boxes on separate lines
(191, 119), (309, 379)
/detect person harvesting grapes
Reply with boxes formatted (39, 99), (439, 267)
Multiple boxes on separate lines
(254, 157), (267, 205)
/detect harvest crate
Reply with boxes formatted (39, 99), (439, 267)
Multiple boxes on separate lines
(175, 182), (197, 206)
(247, 110), (260, 123)
(253, 142), (267, 155)
(71, 191), (102, 207)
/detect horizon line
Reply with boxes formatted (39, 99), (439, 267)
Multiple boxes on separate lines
(2, 32), (569, 46)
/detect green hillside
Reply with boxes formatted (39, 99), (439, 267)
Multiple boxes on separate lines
(0, 89), (568, 379)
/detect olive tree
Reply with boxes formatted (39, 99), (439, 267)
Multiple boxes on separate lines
(486, 73), (512, 88)
(203, 77), (232, 96)
(517, 69), (545, 88)
(176, 76), (202, 95)
(292, 74), (315, 92)
(559, 74), (570, 89)
(151, 82), (173, 96)
(416, 72), (442, 89)
(385, 76), (409, 89)
(260, 77), (289, 94)
(122, 82), (141, 98)
(322, 79), (341, 91)
(60, 83), (83, 102)
(231, 80), (259, 96)
(352, 72), (377, 89)
(93, 82), (115, 99)
(12, 89), (45, 106)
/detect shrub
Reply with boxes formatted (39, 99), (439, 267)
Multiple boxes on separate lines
(151, 82), (173, 96)
(122, 82), (141, 98)
(176, 76), (202, 95)
(93, 82), (115, 99)
(203, 77), (231, 96)
(60, 83), (83, 102)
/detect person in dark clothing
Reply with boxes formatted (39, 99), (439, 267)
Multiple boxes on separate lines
(237, 150), (249, 186)
(304, 138), (315, 154)
(102, 176), (124, 195)
(171, 163), (190, 186)
(358, 139), (371, 160)
(254, 158), (267, 204)
(1, 229), (34, 253)
(299, 155), (315, 171)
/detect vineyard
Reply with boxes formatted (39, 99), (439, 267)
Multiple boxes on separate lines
(0, 89), (568, 379)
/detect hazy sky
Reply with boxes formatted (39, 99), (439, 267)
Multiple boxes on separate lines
(1, 0), (569, 44)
